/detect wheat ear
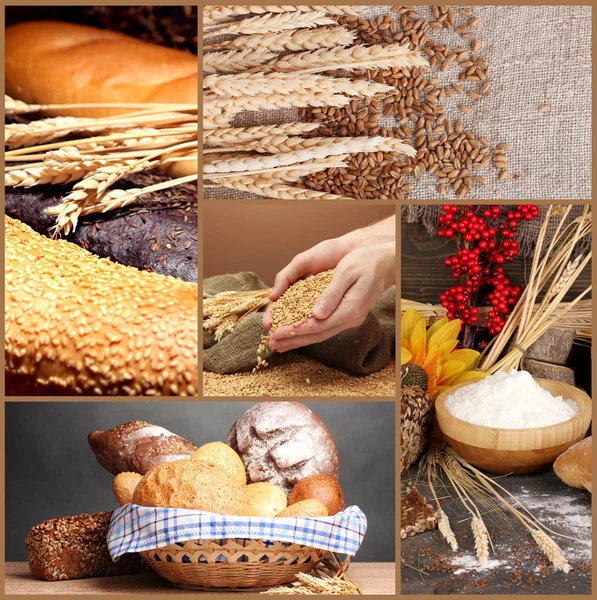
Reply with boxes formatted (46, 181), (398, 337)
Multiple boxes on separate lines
(203, 123), (319, 146)
(216, 176), (351, 200)
(471, 517), (489, 566)
(256, 42), (428, 74)
(212, 25), (356, 52)
(205, 91), (352, 113)
(204, 72), (393, 98)
(531, 529), (571, 573)
(204, 11), (337, 37)
(436, 509), (458, 551)
(246, 135), (415, 156)
(203, 48), (276, 74)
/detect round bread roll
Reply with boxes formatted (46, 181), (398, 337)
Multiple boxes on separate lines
(133, 458), (245, 515)
(289, 474), (345, 516)
(113, 472), (143, 506)
(277, 499), (328, 518)
(227, 402), (339, 494)
(191, 442), (246, 486)
(244, 482), (288, 518)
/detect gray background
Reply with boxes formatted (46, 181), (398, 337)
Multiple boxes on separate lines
(5, 402), (395, 562)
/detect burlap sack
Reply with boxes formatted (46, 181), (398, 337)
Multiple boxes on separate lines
(203, 273), (395, 375)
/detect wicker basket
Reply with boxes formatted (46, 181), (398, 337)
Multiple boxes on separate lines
(140, 537), (327, 590)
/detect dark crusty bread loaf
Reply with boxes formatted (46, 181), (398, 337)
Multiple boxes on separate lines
(227, 402), (339, 494)
(5, 21), (198, 117)
(88, 420), (196, 475)
(26, 512), (150, 581)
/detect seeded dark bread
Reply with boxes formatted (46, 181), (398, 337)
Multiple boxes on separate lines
(26, 512), (151, 581)
(227, 402), (340, 494)
(5, 21), (198, 118)
(5, 217), (198, 396)
(88, 421), (196, 475)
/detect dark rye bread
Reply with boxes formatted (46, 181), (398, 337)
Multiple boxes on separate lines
(5, 172), (198, 282)
(26, 512), (151, 581)
(227, 402), (339, 494)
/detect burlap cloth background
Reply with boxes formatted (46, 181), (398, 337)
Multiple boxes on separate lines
(204, 273), (395, 375)
(204, 5), (591, 200)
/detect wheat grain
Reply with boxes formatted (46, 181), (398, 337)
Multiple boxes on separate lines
(471, 517), (489, 565)
(204, 11), (337, 37)
(246, 135), (415, 156)
(203, 48), (276, 74)
(217, 176), (350, 200)
(205, 91), (352, 113)
(216, 25), (356, 52)
(203, 123), (319, 145)
(531, 529), (570, 573)
(204, 72), (393, 98)
(256, 42), (428, 74)
(436, 509), (458, 551)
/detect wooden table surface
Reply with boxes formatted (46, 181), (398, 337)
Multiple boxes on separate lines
(5, 562), (395, 595)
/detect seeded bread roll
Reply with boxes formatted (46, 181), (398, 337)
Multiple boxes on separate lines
(26, 512), (151, 581)
(88, 421), (196, 475)
(227, 402), (339, 494)
(5, 217), (198, 396)
(553, 436), (592, 493)
(5, 21), (198, 118)
(133, 459), (246, 514)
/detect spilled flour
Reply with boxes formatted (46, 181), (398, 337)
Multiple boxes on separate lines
(451, 555), (507, 574)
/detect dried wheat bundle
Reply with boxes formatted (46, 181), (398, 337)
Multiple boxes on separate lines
(254, 42), (428, 74)
(211, 25), (356, 52)
(204, 11), (337, 37)
(203, 48), (276, 74)
(204, 72), (393, 98)
(203, 123), (320, 145)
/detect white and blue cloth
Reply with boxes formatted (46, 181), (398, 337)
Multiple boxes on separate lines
(107, 504), (367, 560)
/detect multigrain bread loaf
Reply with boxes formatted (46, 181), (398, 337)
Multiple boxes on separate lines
(5, 21), (198, 117)
(554, 436), (592, 492)
(289, 474), (345, 516)
(227, 402), (339, 494)
(26, 512), (151, 581)
(5, 217), (198, 396)
(88, 421), (196, 475)
(133, 459), (246, 514)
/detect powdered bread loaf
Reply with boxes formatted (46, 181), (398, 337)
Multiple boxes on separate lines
(133, 458), (246, 514)
(289, 474), (345, 516)
(88, 421), (196, 474)
(191, 442), (246, 486)
(227, 402), (339, 494)
(553, 436), (592, 492)
(5, 21), (198, 118)
(113, 472), (143, 506)
(244, 482), (288, 517)
(277, 499), (328, 518)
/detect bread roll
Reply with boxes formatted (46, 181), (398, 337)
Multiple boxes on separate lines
(227, 402), (340, 494)
(244, 482), (288, 518)
(113, 472), (143, 506)
(191, 442), (246, 486)
(289, 474), (345, 516)
(133, 459), (246, 515)
(277, 499), (328, 518)
(5, 216), (198, 396)
(554, 436), (592, 492)
(5, 21), (198, 117)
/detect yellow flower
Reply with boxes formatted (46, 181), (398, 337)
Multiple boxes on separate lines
(401, 307), (487, 399)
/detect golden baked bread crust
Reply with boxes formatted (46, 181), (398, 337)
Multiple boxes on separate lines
(244, 482), (288, 517)
(289, 474), (345, 515)
(191, 442), (247, 486)
(277, 499), (328, 518)
(113, 472), (143, 506)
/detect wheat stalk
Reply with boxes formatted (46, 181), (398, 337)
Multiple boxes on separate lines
(471, 517), (489, 566)
(204, 72), (393, 98)
(203, 48), (276, 74)
(5, 117), (100, 149)
(216, 176), (351, 200)
(254, 42), (428, 74)
(204, 6), (366, 26)
(531, 529), (571, 573)
(211, 25), (356, 52)
(246, 135), (415, 156)
(547, 254), (583, 300)
(204, 11), (337, 37)
(203, 123), (320, 146)
(436, 509), (458, 551)
(5, 94), (31, 115)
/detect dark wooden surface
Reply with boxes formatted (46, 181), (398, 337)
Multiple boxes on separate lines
(401, 469), (592, 595)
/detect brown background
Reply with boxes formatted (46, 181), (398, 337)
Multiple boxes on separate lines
(203, 201), (395, 285)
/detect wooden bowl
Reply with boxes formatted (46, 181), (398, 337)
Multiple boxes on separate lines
(435, 377), (592, 474)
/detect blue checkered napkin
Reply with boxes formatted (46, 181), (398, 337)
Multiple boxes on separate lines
(107, 505), (367, 559)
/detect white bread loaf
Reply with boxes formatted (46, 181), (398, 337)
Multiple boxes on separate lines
(5, 21), (198, 117)
(553, 436), (592, 493)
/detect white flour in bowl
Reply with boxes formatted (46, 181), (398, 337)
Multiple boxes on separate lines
(444, 370), (579, 428)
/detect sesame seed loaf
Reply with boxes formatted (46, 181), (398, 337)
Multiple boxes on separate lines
(227, 402), (339, 494)
(25, 512), (151, 581)
(5, 216), (198, 396)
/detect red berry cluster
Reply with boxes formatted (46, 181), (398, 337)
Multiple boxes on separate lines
(437, 204), (540, 335)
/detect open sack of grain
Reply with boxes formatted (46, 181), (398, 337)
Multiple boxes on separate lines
(203, 272), (395, 376)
